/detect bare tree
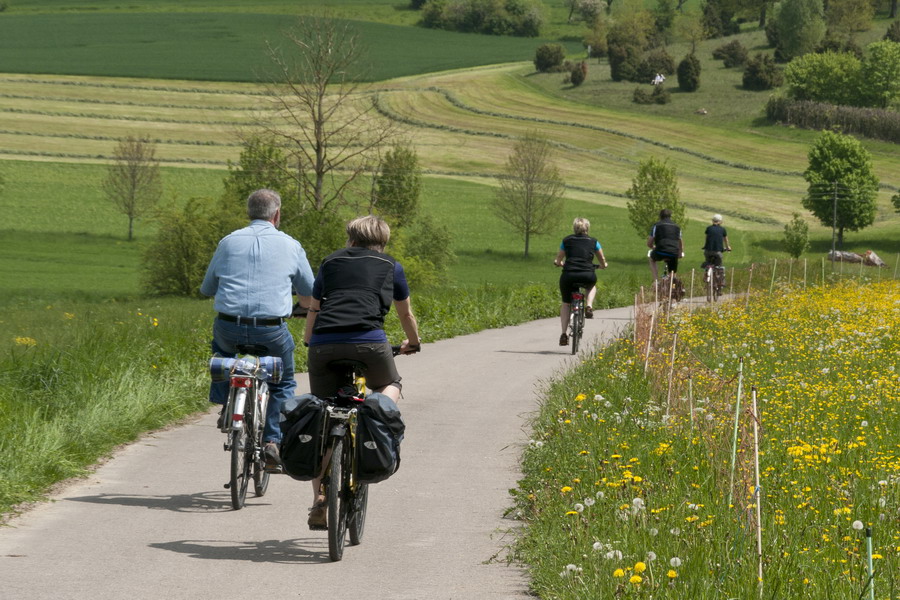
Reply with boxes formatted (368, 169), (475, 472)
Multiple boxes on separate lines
(258, 16), (399, 216)
(492, 132), (566, 258)
(103, 136), (162, 241)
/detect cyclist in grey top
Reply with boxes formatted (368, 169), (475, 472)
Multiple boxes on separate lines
(201, 188), (314, 471)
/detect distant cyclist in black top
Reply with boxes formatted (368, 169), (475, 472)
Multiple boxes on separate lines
(702, 213), (731, 267)
(647, 208), (684, 279)
(554, 217), (607, 347)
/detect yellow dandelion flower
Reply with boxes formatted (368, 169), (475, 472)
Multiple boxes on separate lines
(629, 575), (642, 584)
(613, 569), (625, 578)
(565, 511), (579, 516)
(634, 562), (646, 573)
(14, 336), (37, 347)
(561, 486), (573, 493)
(64, 312), (75, 319)
(667, 570), (678, 579)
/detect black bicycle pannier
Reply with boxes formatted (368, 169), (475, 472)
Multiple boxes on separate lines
(356, 392), (405, 484)
(279, 394), (325, 481)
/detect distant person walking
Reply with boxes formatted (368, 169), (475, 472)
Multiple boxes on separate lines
(702, 213), (731, 266)
(201, 188), (314, 471)
(647, 208), (683, 279)
(554, 217), (607, 346)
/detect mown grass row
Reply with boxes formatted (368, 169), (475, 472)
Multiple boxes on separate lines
(513, 279), (899, 599)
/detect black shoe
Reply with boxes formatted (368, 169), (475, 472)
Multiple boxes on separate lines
(264, 443), (283, 474)
(559, 333), (568, 346)
(585, 306), (594, 319)
(216, 408), (226, 430)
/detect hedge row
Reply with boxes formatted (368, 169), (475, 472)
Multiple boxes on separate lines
(0, 92), (262, 112)
(0, 128), (236, 148)
(765, 97), (900, 143)
(0, 76), (265, 97)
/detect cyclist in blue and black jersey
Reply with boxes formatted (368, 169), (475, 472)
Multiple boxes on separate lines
(554, 217), (607, 347)
(303, 215), (420, 528)
(647, 208), (684, 280)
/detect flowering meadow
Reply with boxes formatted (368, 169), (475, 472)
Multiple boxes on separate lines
(514, 280), (899, 599)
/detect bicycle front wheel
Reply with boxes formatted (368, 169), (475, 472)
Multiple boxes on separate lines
(327, 439), (349, 561)
(230, 427), (251, 510)
(348, 483), (369, 545)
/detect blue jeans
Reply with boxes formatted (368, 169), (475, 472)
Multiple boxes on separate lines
(209, 318), (295, 444)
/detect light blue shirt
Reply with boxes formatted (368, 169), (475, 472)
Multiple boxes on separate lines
(200, 220), (314, 318)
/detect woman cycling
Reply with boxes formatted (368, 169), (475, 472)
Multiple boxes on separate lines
(554, 217), (607, 346)
(303, 215), (420, 527)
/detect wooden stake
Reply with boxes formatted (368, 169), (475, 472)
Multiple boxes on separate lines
(728, 357), (745, 509)
(665, 333), (678, 421)
(643, 311), (655, 376)
(689, 269), (695, 315)
(752, 387), (763, 591)
(769, 259), (777, 294)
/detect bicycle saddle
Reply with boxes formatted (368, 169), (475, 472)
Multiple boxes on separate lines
(236, 343), (270, 356)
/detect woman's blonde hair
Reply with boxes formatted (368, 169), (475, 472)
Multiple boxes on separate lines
(573, 217), (591, 235)
(347, 215), (391, 251)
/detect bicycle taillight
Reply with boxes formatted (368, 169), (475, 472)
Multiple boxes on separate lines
(231, 376), (253, 388)
(572, 292), (584, 301)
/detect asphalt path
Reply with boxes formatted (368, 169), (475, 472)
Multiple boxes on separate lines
(0, 308), (632, 600)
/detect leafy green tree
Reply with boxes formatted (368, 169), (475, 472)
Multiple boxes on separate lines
(625, 156), (684, 238)
(374, 142), (422, 228)
(784, 51), (862, 105)
(102, 136), (162, 241)
(802, 130), (879, 247)
(675, 9), (706, 53)
(493, 132), (566, 258)
(775, 0), (826, 60)
(825, 0), (873, 39)
(223, 135), (294, 208)
(886, 19), (900, 42)
(859, 40), (900, 108)
(783, 212), (810, 258)
(891, 191), (900, 213)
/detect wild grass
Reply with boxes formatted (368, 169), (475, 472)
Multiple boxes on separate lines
(514, 279), (900, 599)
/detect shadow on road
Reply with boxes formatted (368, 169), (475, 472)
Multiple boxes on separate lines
(149, 538), (330, 564)
(65, 491), (249, 513)
(494, 349), (563, 355)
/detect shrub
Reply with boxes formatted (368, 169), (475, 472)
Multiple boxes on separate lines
(886, 20), (900, 43)
(638, 48), (676, 83)
(765, 10), (780, 47)
(534, 43), (565, 72)
(569, 61), (587, 86)
(609, 43), (642, 81)
(420, 0), (447, 28)
(816, 36), (863, 59)
(712, 39), (748, 67)
(765, 97), (900, 143)
(633, 87), (653, 104)
(677, 53), (701, 91)
(421, 0), (543, 37)
(743, 53), (783, 90)
(783, 212), (810, 258)
(652, 84), (671, 104)
(702, 0), (739, 38)
(410, 0), (428, 8)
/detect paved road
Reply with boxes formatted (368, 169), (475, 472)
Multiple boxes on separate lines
(0, 308), (631, 600)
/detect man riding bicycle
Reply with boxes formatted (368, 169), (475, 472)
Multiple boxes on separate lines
(303, 215), (421, 528)
(201, 189), (314, 472)
(703, 213), (731, 267)
(554, 217), (607, 347)
(647, 208), (684, 280)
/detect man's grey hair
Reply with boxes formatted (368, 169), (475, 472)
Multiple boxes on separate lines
(712, 214), (723, 223)
(247, 189), (281, 221)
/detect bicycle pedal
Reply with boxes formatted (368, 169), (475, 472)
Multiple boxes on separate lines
(264, 464), (284, 474)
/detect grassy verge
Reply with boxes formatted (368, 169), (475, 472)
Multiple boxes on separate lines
(513, 279), (899, 598)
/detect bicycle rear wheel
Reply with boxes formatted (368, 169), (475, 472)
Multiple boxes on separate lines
(230, 427), (251, 510)
(706, 269), (714, 303)
(327, 439), (349, 561)
(348, 483), (369, 545)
